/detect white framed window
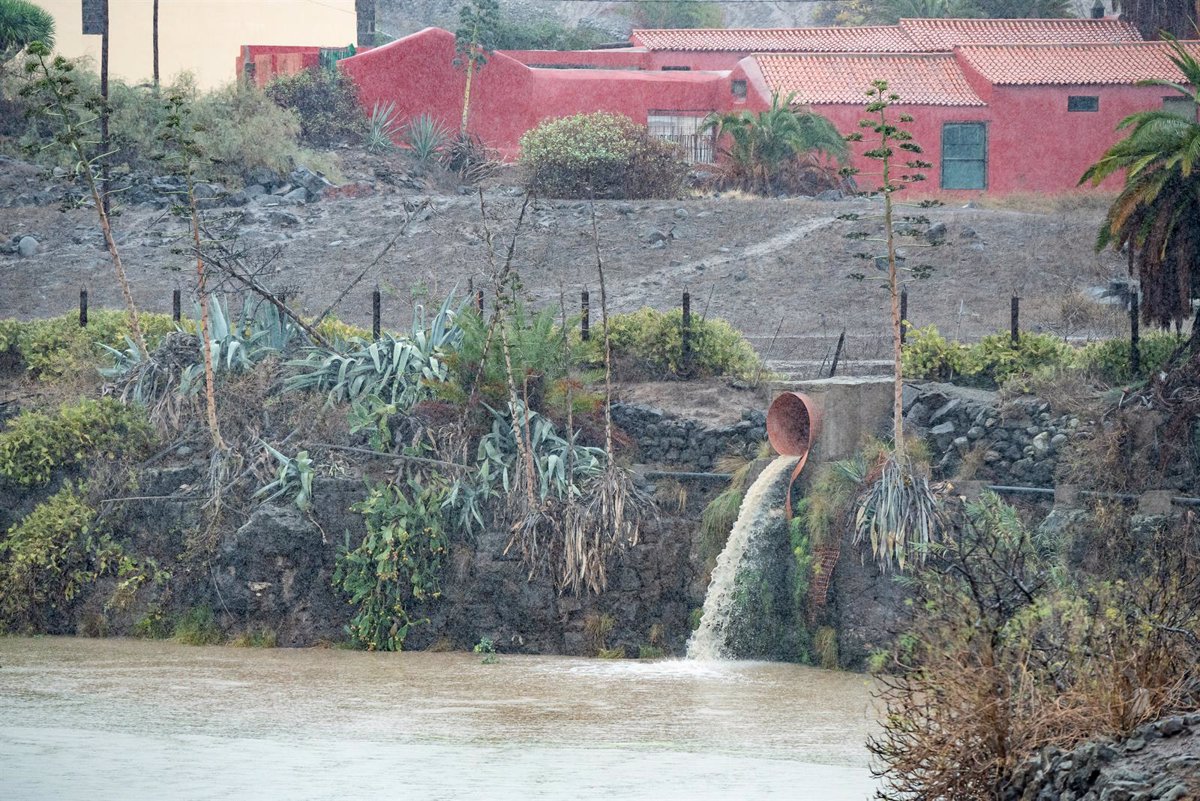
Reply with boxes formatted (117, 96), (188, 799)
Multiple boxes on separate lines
(647, 112), (716, 164)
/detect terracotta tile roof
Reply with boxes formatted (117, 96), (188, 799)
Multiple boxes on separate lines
(899, 17), (1142, 50)
(956, 40), (1200, 85)
(631, 26), (917, 53)
(755, 52), (986, 106)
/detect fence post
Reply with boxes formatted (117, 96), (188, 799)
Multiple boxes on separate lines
(79, 288), (88, 328)
(371, 286), (381, 339)
(681, 290), (692, 374)
(1010, 295), (1020, 345)
(830, 330), (846, 377)
(900, 287), (908, 345)
(1130, 290), (1140, 377)
(476, 289), (484, 315)
(172, 288), (181, 323)
(580, 289), (590, 342)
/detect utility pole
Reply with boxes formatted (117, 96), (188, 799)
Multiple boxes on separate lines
(153, 0), (160, 89)
(100, 0), (110, 216)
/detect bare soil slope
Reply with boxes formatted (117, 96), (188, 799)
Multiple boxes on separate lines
(0, 156), (1128, 368)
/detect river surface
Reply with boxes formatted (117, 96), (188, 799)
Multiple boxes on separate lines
(0, 637), (878, 800)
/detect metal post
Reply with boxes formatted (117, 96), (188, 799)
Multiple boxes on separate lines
(830, 330), (846, 377)
(1010, 295), (1020, 345)
(372, 287), (381, 339)
(172, 288), (181, 323)
(900, 286), (909, 344)
(681, 290), (692, 373)
(79, 288), (88, 328)
(581, 289), (590, 342)
(476, 289), (484, 315)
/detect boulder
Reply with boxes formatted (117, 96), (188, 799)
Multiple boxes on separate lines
(17, 235), (38, 257)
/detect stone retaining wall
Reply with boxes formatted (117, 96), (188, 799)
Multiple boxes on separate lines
(611, 402), (767, 470)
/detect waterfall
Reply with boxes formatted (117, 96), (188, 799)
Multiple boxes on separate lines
(686, 456), (800, 661)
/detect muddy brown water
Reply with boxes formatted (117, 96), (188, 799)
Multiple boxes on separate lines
(0, 637), (879, 800)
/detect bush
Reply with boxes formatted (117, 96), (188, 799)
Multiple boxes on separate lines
(903, 327), (1073, 388)
(265, 67), (365, 148)
(871, 494), (1200, 800)
(520, 112), (688, 199)
(577, 307), (762, 379)
(0, 310), (177, 378)
(493, 17), (611, 50)
(172, 606), (224, 645)
(0, 484), (121, 633)
(0, 398), (153, 486)
(1078, 332), (1184, 384)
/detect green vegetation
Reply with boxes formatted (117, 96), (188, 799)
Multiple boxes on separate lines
(473, 636), (498, 663)
(625, 0), (724, 29)
(903, 325), (1184, 388)
(0, 0), (53, 60)
(402, 113), (451, 164)
(0, 398), (152, 486)
(871, 494), (1200, 800)
(578, 307), (762, 380)
(817, 0), (1070, 26)
(519, 112), (688, 199)
(0, 485), (115, 632)
(230, 628), (278, 648)
(704, 92), (847, 194)
(172, 606), (224, 645)
(0, 311), (177, 378)
(493, 15), (610, 50)
(335, 479), (449, 651)
(265, 67), (365, 148)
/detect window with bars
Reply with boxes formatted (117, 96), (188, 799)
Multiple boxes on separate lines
(1067, 95), (1099, 112)
(941, 122), (987, 190)
(647, 113), (716, 164)
(1164, 96), (1198, 120)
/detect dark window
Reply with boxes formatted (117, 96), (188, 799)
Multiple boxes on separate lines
(731, 79), (747, 99)
(1164, 96), (1198, 120)
(1067, 95), (1099, 112)
(662, 65), (691, 71)
(941, 122), (987, 190)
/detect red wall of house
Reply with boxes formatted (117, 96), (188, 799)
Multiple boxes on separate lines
(499, 48), (749, 72)
(975, 83), (1173, 193)
(341, 28), (732, 156)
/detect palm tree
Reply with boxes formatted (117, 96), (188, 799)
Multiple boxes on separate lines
(1081, 38), (1200, 335)
(0, 0), (54, 61)
(703, 92), (848, 194)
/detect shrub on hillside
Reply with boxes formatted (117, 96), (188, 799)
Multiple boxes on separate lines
(520, 112), (687, 199)
(1077, 332), (1183, 384)
(577, 307), (762, 379)
(902, 326), (1073, 388)
(0, 310), (177, 378)
(265, 67), (365, 147)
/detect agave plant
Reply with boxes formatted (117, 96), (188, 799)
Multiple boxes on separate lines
(285, 294), (463, 407)
(365, 101), (402, 153)
(403, 114), (451, 164)
(179, 296), (301, 393)
(853, 452), (943, 572)
(253, 443), (315, 511)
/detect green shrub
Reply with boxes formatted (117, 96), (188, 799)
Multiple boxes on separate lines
(173, 606), (224, 645)
(493, 16), (610, 50)
(1078, 332), (1184, 384)
(0, 310), (177, 378)
(336, 478), (449, 651)
(903, 327), (1074, 388)
(0, 484), (121, 633)
(901, 325), (969, 382)
(0, 398), (153, 486)
(520, 112), (688, 199)
(577, 307), (762, 379)
(265, 67), (365, 148)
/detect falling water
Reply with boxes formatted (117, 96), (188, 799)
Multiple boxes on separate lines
(687, 456), (800, 660)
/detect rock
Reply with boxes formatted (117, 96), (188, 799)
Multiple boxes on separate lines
(1032, 431), (1052, 455)
(243, 184), (267, 198)
(960, 227), (977, 239)
(266, 210), (302, 227)
(246, 167), (283, 190)
(192, 182), (223, 199)
(1124, 736), (1146, 753)
(930, 398), (961, 423)
(674, 207), (688, 219)
(953, 436), (970, 455)
(1050, 433), (1068, 448)
(280, 187), (308, 205)
(905, 402), (929, 426)
(925, 221), (947, 244)
(16, 235), (38, 257)
(642, 227), (669, 244)
(290, 166), (333, 201)
(1157, 716), (1185, 736)
(816, 189), (843, 201)
(615, 202), (635, 215)
(967, 426), (986, 440)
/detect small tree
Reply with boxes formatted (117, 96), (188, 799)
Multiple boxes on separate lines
(159, 91), (225, 450)
(625, 0), (724, 29)
(841, 80), (942, 571)
(20, 43), (147, 356)
(454, 0), (501, 136)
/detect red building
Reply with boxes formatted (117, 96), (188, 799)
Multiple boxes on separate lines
(255, 18), (1199, 195)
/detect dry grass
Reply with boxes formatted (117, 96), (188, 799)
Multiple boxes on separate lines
(973, 190), (1117, 216)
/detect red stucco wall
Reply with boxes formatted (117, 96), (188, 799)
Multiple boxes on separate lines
(341, 28), (733, 157)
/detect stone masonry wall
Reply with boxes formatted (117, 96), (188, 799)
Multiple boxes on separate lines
(612, 402), (768, 471)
